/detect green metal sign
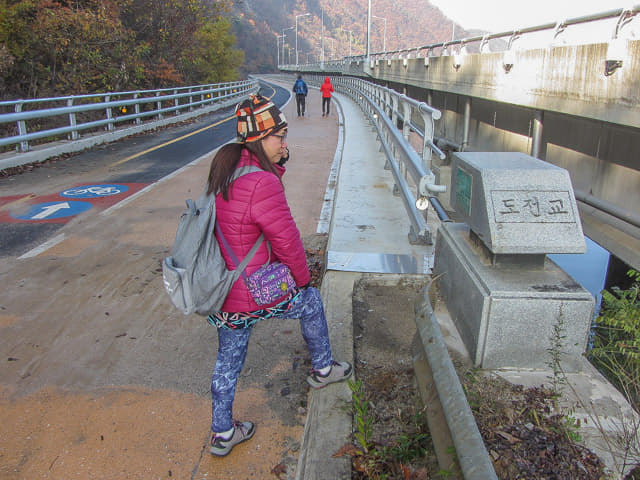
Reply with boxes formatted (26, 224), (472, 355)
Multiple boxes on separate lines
(455, 167), (472, 216)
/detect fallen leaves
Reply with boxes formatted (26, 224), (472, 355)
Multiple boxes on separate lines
(462, 369), (607, 479)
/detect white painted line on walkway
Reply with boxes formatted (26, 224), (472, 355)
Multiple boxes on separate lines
(19, 233), (66, 259)
(317, 97), (344, 235)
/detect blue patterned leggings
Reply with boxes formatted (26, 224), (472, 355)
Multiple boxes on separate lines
(210, 287), (333, 433)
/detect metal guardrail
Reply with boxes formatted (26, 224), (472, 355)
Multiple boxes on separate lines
(0, 80), (258, 153)
(415, 280), (499, 480)
(308, 75), (446, 245)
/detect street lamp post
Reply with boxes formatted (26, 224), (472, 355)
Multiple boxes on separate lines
(372, 15), (387, 52)
(276, 34), (285, 67)
(295, 13), (311, 67)
(321, 8), (325, 67)
(340, 28), (353, 57)
(367, 0), (372, 60)
(282, 26), (294, 66)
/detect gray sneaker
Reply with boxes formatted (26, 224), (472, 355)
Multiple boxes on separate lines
(307, 361), (353, 389)
(210, 421), (255, 456)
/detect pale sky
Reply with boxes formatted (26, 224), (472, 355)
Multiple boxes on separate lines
(428, 0), (631, 33)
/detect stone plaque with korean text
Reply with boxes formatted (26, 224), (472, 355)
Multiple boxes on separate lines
(450, 151), (586, 254)
(491, 190), (576, 223)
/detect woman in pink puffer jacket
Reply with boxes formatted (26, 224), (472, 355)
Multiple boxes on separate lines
(205, 94), (352, 457)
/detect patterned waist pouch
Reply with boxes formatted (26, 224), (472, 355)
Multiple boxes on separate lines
(207, 289), (302, 330)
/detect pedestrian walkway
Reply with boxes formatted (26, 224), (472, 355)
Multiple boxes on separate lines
(0, 80), (345, 479)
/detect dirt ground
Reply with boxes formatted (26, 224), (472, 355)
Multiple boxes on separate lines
(347, 277), (610, 480)
(351, 277), (438, 479)
(0, 84), (339, 480)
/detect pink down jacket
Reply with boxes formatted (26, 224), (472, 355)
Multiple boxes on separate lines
(215, 148), (310, 312)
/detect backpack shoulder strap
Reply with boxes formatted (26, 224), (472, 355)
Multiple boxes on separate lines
(213, 164), (265, 277)
(231, 165), (262, 181)
(217, 226), (264, 277)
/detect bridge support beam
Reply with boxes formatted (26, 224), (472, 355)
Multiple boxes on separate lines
(531, 110), (544, 159)
(462, 97), (471, 151)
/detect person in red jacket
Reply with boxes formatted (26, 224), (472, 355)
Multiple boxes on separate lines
(320, 76), (334, 117)
(205, 93), (352, 457)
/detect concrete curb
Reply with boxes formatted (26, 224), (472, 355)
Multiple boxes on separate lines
(296, 271), (359, 480)
(259, 74), (358, 479)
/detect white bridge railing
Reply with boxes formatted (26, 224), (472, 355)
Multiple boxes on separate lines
(288, 5), (638, 71)
(308, 75), (446, 245)
(0, 80), (258, 154)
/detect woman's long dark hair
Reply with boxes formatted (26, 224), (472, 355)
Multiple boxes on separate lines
(207, 136), (282, 200)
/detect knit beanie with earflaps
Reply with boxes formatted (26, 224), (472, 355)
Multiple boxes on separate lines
(235, 94), (287, 143)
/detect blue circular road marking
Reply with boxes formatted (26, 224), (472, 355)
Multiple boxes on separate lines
(60, 184), (129, 198)
(11, 201), (93, 221)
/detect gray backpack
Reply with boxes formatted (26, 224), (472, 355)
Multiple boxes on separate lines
(162, 166), (262, 315)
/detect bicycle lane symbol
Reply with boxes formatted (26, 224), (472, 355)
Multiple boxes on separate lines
(4, 184), (145, 223)
(60, 184), (129, 198)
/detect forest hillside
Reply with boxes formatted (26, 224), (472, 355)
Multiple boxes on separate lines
(228, 0), (474, 75)
(0, 0), (474, 99)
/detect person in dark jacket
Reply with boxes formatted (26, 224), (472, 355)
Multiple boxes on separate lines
(320, 77), (334, 117)
(205, 94), (352, 457)
(292, 75), (308, 116)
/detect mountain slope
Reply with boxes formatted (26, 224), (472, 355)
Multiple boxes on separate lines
(226, 0), (472, 75)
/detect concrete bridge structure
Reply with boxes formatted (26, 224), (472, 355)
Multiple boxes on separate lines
(283, 21), (640, 272)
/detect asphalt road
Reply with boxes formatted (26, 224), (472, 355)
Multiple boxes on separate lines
(0, 81), (288, 259)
